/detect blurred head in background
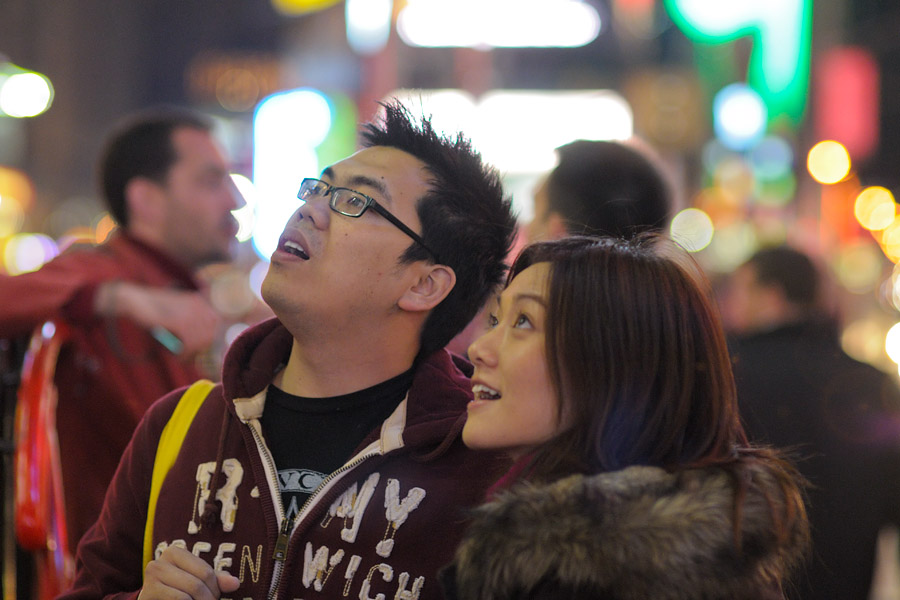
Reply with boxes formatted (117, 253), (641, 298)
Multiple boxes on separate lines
(99, 107), (239, 270)
(721, 245), (820, 336)
(526, 139), (672, 243)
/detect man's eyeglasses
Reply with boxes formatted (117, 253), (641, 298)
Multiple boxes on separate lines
(297, 178), (440, 262)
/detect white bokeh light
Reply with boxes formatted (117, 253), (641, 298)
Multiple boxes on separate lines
(0, 72), (54, 118)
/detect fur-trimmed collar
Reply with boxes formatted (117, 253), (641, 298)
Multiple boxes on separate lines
(446, 464), (808, 600)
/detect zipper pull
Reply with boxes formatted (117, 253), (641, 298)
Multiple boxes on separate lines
(272, 514), (295, 561)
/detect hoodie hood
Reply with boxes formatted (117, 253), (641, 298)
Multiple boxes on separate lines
(222, 317), (292, 401)
(449, 464), (808, 600)
(219, 317), (476, 457)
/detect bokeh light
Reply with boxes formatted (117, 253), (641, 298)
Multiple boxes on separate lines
(397, 0), (601, 48)
(230, 173), (257, 243)
(713, 156), (755, 202)
(748, 136), (793, 181)
(880, 219), (900, 263)
(702, 222), (757, 273)
(93, 213), (118, 244)
(885, 322), (900, 364)
(807, 140), (851, 184)
(252, 89), (332, 260)
(346, 0), (392, 55)
(833, 241), (885, 293)
(755, 172), (797, 208)
(0, 167), (35, 211)
(842, 318), (889, 366)
(0, 72), (54, 118)
(854, 186), (896, 232)
(2, 233), (58, 275)
(0, 193), (25, 237)
(670, 208), (714, 252)
(391, 89), (633, 175)
(713, 84), (767, 151)
(248, 260), (269, 302)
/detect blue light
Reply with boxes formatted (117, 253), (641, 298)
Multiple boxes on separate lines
(713, 83), (767, 151)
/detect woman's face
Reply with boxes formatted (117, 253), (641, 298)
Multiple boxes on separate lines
(463, 262), (566, 458)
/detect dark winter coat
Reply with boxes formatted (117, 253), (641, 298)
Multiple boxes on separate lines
(730, 320), (900, 599)
(443, 464), (809, 600)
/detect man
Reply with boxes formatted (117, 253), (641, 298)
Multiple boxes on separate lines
(0, 108), (238, 552)
(447, 137), (673, 357)
(526, 138), (672, 242)
(62, 102), (518, 599)
(722, 246), (900, 600)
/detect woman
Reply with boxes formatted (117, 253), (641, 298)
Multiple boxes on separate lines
(442, 234), (809, 600)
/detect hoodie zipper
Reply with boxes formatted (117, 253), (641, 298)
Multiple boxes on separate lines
(251, 421), (381, 600)
(248, 423), (291, 600)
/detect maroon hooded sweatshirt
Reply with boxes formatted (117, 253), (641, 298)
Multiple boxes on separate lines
(62, 317), (508, 600)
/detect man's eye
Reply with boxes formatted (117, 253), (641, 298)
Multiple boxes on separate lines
(345, 194), (366, 208)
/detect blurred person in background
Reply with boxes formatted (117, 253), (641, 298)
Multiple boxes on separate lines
(62, 102), (517, 599)
(722, 245), (900, 599)
(526, 138), (672, 242)
(0, 107), (239, 553)
(442, 235), (809, 599)
(447, 138), (674, 357)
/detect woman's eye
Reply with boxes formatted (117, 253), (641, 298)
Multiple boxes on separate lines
(486, 313), (499, 328)
(514, 314), (533, 329)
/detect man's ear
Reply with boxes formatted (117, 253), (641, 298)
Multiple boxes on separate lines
(125, 177), (165, 228)
(398, 264), (457, 313)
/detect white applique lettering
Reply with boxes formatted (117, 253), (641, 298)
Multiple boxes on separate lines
(214, 543), (237, 571)
(376, 480), (425, 557)
(302, 543), (345, 591)
(394, 572), (424, 600)
(327, 473), (380, 543)
(153, 539), (186, 559)
(192, 542), (212, 557)
(359, 564), (394, 600)
(344, 555), (363, 597)
(154, 541), (167, 560)
(239, 544), (263, 583)
(188, 458), (244, 533)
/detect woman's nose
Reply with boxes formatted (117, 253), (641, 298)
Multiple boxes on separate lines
(468, 327), (498, 367)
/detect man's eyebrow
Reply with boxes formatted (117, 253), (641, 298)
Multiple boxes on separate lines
(320, 167), (392, 204)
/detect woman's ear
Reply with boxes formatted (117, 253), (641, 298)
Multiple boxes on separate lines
(398, 264), (457, 313)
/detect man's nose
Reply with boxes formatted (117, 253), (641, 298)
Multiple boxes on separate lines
(296, 193), (331, 229)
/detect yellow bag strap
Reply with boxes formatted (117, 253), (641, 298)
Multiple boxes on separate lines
(142, 379), (216, 574)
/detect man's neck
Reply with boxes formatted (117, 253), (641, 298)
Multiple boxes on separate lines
(275, 335), (419, 398)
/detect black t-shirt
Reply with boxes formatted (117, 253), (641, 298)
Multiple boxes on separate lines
(260, 368), (414, 520)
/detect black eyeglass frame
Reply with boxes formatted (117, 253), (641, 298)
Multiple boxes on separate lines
(298, 178), (440, 263)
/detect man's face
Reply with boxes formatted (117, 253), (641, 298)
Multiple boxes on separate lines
(159, 127), (238, 269)
(261, 146), (432, 330)
(721, 264), (768, 334)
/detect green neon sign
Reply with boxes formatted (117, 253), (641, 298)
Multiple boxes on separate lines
(663, 0), (812, 125)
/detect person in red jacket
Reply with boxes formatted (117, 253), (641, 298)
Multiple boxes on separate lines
(0, 108), (239, 553)
(61, 101), (518, 599)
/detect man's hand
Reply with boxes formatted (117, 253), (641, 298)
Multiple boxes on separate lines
(96, 282), (222, 357)
(138, 546), (240, 600)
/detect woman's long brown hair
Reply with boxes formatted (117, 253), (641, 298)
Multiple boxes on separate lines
(511, 234), (807, 550)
